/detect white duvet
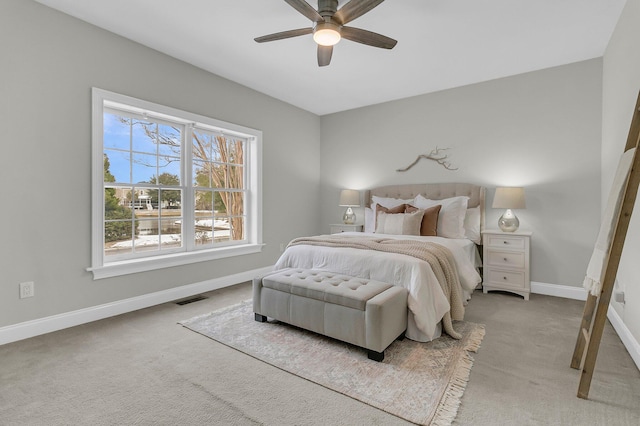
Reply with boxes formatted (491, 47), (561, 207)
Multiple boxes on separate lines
(274, 232), (482, 342)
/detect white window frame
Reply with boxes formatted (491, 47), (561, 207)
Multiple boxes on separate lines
(89, 88), (263, 279)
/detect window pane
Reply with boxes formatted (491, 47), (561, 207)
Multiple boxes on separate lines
(134, 218), (159, 253)
(228, 139), (244, 164)
(195, 190), (213, 211)
(212, 136), (223, 162)
(214, 217), (230, 242)
(195, 216), (213, 246)
(230, 217), (245, 241)
(104, 113), (130, 150)
(132, 153), (157, 184)
(132, 120), (157, 154)
(160, 218), (182, 250)
(158, 157), (181, 182)
(193, 162), (210, 188)
(104, 150), (130, 183)
(159, 188), (182, 210)
(158, 124), (181, 157)
(215, 191), (229, 216)
(104, 221), (133, 257)
(228, 165), (243, 189)
(193, 130), (212, 162)
(105, 187), (133, 216)
(211, 163), (225, 189)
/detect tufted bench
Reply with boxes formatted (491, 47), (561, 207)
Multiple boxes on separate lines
(253, 268), (408, 361)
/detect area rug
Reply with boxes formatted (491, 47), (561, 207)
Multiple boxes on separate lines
(180, 301), (484, 426)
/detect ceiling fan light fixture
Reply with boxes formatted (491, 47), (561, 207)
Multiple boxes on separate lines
(313, 23), (341, 46)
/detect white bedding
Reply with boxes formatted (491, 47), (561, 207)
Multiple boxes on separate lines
(274, 232), (482, 342)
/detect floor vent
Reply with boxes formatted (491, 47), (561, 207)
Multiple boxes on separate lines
(175, 295), (207, 305)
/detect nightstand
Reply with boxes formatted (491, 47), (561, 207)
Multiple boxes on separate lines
(330, 224), (363, 234)
(482, 229), (532, 300)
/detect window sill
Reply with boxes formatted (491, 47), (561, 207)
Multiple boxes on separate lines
(88, 243), (265, 280)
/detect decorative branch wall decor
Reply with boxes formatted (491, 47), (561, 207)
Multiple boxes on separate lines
(396, 147), (458, 172)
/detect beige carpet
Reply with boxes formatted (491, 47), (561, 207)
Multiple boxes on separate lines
(180, 300), (485, 426)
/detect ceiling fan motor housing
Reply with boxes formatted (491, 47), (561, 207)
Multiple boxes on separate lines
(318, 0), (339, 19)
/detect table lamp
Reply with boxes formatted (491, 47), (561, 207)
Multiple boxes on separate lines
(339, 189), (360, 224)
(492, 187), (526, 232)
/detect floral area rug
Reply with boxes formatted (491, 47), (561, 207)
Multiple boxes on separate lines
(180, 300), (484, 425)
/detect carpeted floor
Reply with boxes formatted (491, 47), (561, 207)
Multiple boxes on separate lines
(0, 283), (639, 425)
(180, 300), (485, 425)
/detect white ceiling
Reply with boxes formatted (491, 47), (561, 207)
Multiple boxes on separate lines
(35, 0), (626, 116)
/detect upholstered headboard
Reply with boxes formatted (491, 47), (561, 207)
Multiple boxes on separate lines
(363, 182), (486, 233)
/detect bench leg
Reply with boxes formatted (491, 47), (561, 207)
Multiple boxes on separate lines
(254, 313), (267, 322)
(368, 350), (385, 362)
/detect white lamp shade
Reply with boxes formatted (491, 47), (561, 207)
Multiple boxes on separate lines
(492, 187), (526, 209)
(339, 189), (360, 207)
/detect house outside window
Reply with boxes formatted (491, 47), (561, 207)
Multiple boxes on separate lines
(90, 88), (262, 279)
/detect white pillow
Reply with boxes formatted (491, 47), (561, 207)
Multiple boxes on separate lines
(364, 207), (375, 233)
(375, 210), (424, 235)
(371, 195), (415, 209)
(413, 194), (469, 239)
(463, 206), (481, 244)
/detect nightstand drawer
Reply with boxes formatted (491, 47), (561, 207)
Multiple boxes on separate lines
(487, 250), (525, 268)
(486, 235), (526, 250)
(487, 269), (526, 289)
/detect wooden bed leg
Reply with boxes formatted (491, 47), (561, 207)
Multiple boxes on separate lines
(571, 294), (597, 370)
(254, 313), (267, 322)
(368, 350), (384, 362)
(396, 331), (406, 341)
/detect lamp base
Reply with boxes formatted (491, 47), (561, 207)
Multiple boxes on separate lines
(498, 209), (519, 232)
(343, 207), (356, 225)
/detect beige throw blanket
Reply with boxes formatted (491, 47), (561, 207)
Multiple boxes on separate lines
(288, 235), (465, 339)
(584, 147), (636, 296)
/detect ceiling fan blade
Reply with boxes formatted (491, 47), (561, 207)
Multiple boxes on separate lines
(318, 45), (333, 67)
(341, 26), (397, 49)
(254, 27), (312, 43)
(334, 0), (385, 25)
(284, 0), (323, 22)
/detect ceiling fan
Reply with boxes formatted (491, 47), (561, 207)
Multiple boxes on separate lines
(255, 0), (397, 67)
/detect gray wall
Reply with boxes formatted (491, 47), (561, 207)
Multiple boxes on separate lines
(0, 0), (321, 327)
(320, 60), (603, 288)
(0, 0), (622, 338)
(602, 0), (640, 344)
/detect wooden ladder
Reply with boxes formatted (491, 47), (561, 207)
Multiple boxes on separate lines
(570, 91), (640, 399)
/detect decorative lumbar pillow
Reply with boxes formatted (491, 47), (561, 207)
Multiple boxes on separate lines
(375, 203), (407, 216)
(413, 195), (469, 239)
(371, 195), (415, 209)
(405, 204), (441, 236)
(375, 209), (425, 235)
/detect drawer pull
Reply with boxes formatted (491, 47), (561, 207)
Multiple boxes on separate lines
(503, 241), (508, 244)
(503, 276), (508, 280)
(503, 257), (508, 262)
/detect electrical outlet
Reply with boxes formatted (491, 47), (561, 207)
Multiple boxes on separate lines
(19, 281), (34, 299)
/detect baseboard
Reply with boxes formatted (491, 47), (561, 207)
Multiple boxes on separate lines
(531, 281), (588, 300)
(0, 266), (273, 346)
(607, 307), (640, 371)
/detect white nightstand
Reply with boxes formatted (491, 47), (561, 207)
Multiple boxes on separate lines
(482, 229), (532, 300)
(330, 224), (363, 234)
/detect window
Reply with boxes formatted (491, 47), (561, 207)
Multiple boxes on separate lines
(90, 88), (262, 279)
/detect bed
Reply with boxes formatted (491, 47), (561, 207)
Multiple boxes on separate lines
(274, 183), (485, 342)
